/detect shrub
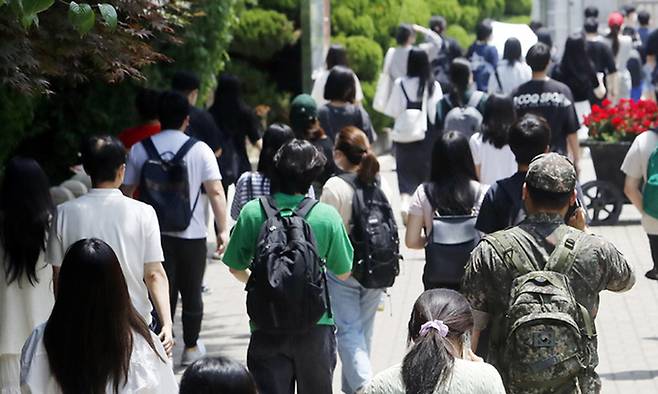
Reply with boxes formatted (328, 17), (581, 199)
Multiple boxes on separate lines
(230, 9), (297, 61)
(427, 0), (463, 25)
(445, 25), (475, 49)
(332, 6), (355, 35)
(505, 0), (532, 16)
(459, 6), (480, 31)
(333, 35), (383, 82)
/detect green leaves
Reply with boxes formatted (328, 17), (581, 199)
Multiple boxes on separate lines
(68, 1), (95, 35)
(22, 0), (54, 15)
(98, 3), (117, 31)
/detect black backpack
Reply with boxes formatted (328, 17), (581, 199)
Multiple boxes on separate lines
(139, 137), (200, 232)
(339, 174), (400, 289)
(246, 196), (331, 333)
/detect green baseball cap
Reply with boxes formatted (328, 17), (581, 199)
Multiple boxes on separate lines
(289, 94), (318, 132)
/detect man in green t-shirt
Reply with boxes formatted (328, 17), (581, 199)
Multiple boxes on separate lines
(223, 139), (353, 394)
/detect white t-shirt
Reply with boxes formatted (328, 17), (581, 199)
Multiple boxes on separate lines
(621, 130), (658, 234)
(488, 59), (532, 95)
(320, 175), (395, 229)
(383, 77), (443, 126)
(311, 69), (365, 107)
(469, 132), (518, 186)
(46, 189), (164, 324)
(365, 358), (505, 394)
(20, 324), (177, 394)
(124, 129), (222, 239)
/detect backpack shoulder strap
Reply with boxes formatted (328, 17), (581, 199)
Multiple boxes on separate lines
(337, 173), (358, 189)
(141, 138), (160, 160)
(546, 230), (587, 274)
(485, 227), (536, 275)
(260, 196), (280, 219)
(494, 68), (503, 92)
(294, 197), (319, 218)
(172, 137), (199, 162)
(467, 90), (485, 107)
(400, 82), (411, 102)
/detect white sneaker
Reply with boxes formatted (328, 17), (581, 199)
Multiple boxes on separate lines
(181, 341), (206, 366)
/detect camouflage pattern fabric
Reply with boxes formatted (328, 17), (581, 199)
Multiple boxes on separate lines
(462, 213), (635, 393)
(526, 153), (577, 193)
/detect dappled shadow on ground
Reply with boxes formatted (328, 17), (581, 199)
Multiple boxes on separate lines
(600, 370), (658, 381)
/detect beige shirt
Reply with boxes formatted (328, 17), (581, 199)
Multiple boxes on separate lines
(321, 175), (395, 230)
(621, 130), (658, 234)
(365, 359), (506, 394)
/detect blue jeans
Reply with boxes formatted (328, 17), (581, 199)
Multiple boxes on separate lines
(328, 273), (383, 394)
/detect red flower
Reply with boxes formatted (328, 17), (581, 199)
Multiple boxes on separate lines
(611, 117), (623, 127)
(601, 99), (612, 107)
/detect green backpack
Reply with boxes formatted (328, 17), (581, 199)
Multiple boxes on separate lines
(643, 146), (658, 219)
(485, 227), (596, 393)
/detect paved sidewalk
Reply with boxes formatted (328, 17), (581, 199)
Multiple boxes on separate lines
(170, 154), (658, 393)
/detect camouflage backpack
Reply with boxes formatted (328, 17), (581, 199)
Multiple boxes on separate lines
(485, 226), (596, 393)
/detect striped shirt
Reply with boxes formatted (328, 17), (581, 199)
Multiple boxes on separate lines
(230, 172), (316, 220)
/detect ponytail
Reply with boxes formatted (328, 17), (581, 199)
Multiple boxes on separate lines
(608, 26), (620, 56)
(401, 332), (454, 394)
(357, 151), (380, 184)
(335, 126), (379, 184)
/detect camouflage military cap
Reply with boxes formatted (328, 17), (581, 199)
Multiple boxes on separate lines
(526, 152), (576, 193)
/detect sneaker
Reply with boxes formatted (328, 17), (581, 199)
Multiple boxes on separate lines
(181, 341), (206, 366)
(646, 269), (658, 280)
(211, 251), (222, 261)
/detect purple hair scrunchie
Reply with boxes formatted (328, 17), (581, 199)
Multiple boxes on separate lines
(419, 320), (449, 338)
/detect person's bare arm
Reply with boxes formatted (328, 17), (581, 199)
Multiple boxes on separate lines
(204, 179), (229, 253)
(475, 164), (482, 182)
(144, 262), (174, 357)
(624, 175), (644, 212)
(229, 267), (251, 283)
(335, 272), (351, 281)
(120, 184), (137, 198)
(567, 133), (581, 172)
(606, 72), (619, 99)
(405, 214), (427, 249)
(470, 310), (490, 352)
(52, 266), (60, 298)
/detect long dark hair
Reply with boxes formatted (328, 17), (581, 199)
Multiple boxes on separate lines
(1, 157), (53, 285)
(402, 289), (474, 394)
(44, 239), (164, 394)
(257, 123), (295, 180)
(425, 131), (477, 215)
(335, 126), (380, 184)
(608, 24), (621, 56)
(324, 65), (357, 103)
(448, 58), (472, 107)
(209, 74), (257, 137)
(407, 48), (435, 98)
(180, 357), (258, 394)
(481, 94), (516, 149)
(503, 37), (522, 65)
(560, 33), (596, 92)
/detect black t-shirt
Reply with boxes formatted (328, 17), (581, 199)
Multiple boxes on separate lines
(475, 172), (526, 234)
(512, 79), (580, 155)
(551, 64), (598, 102)
(187, 106), (222, 154)
(586, 40), (617, 75)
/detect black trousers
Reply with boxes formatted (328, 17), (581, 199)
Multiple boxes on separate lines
(247, 325), (337, 394)
(649, 234), (658, 270)
(161, 235), (207, 348)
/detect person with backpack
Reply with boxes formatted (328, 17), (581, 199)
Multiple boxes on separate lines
(427, 16), (463, 93)
(468, 94), (517, 185)
(122, 91), (229, 366)
(512, 43), (581, 171)
(475, 114), (551, 234)
(462, 153), (635, 393)
(365, 289), (505, 394)
(621, 128), (658, 280)
(487, 38), (531, 95)
(405, 131), (488, 291)
(231, 123), (316, 220)
(222, 139), (354, 394)
(383, 48), (443, 223)
(466, 19), (499, 92)
(435, 58), (488, 139)
(318, 66), (376, 142)
(320, 126), (400, 394)
(48, 135), (174, 358)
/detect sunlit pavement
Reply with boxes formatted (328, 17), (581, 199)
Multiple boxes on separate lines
(171, 152), (658, 393)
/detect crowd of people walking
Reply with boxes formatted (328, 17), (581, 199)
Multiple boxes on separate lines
(5, 4), (658, 394)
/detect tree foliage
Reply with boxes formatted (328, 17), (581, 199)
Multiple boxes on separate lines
(230, 9), (297, 61)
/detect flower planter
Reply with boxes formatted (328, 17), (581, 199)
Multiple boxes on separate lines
(579, 140), (632, 226)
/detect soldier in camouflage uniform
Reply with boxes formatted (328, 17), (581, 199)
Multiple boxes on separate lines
(462, 153), (635, 393)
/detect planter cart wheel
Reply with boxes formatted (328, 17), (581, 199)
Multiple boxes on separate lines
(581, 180), (623, 226)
